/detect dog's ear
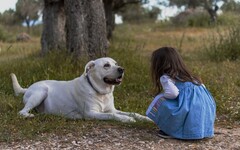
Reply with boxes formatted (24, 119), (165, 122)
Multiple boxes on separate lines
(84, 60), (95, 76)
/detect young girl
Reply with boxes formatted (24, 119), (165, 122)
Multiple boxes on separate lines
(146, 47), (216, 140)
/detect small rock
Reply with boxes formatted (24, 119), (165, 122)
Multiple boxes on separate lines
(16, 32), (31, 42)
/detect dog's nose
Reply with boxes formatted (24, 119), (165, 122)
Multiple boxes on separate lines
(118, 67), (124, 74)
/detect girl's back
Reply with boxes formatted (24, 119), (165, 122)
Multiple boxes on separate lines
(156, 81), (216, 139)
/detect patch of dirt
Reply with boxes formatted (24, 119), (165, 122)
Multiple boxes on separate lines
(1, 125), (240, 150)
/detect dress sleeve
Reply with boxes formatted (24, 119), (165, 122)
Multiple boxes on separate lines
(160, 75), (179, 99)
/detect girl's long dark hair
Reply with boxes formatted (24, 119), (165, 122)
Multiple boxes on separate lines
(151, 47), (202, 94)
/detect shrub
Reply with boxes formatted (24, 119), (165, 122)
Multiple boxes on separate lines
(0, 24), (16, 42)
(217, 12), (240, 26)
(0, 25), (8, 42)
(205, 24), (240, 61)
(171, 9), (211, 27)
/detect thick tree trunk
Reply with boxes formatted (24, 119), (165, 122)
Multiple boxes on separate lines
(41, 0), (66, 55)
(64, 0), (108, 59)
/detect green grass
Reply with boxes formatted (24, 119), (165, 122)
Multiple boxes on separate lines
(0, 23), (240, 142)
(0, 36), (155, 143)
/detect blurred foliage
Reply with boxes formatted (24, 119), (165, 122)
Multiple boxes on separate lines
(0, 9), (21, 26)
(0, 0), (42, 30)
(15, 0), (43, 28)
(118, 3), (161, 23)
(221, 0), (240, 13)
(217, 12), (240, 26)
(171, 10), (211, 27)
(204, 24), (240, 61)
(170, 8), (240, 27)
(0, 25), (16, 42)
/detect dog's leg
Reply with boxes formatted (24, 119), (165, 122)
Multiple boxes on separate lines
(19, 90), (47, 118)
(115, 110), (152, 122)
(85, 111), (136, 123)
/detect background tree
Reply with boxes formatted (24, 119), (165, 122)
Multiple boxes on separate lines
(221, 0), (240, 13)
(118, 3), (146, 23)
(118, 3), (160, 23)
(162, 0), (227, 23)
(64, 0), (108, 59)
(147, 6), (161, 20)
(15, 0), (42, 31)
(41, 0), (108, 59)
(0, 9), (20, 26)
(41, 0), (150, 59)
(41, 0), (66, 55)
(103, 0), (147, 39)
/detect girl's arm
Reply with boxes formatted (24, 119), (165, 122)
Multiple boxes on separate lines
(160, 75), (179, 99)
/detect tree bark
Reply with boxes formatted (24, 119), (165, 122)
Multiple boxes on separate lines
(64, 0), (108, 59)
(41, 0), (66, 55)
(103, 0), (115, 39)
(102, 0), (141, 39)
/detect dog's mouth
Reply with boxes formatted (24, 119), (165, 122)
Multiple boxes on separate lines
(103, 75), (123, 85)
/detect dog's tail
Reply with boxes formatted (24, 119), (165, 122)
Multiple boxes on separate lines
(10, 73), (27, 96)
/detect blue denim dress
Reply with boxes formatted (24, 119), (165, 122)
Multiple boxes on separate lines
(146, 81), (216, 139)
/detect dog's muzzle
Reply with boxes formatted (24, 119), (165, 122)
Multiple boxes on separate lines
(103, 67), (124, 85)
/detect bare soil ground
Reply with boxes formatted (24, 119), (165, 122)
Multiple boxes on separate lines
(1, 125), (240, 150)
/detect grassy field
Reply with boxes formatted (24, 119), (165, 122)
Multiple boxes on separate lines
(0, 23), (239, 142)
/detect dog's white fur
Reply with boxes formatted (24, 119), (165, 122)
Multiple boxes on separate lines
(11, 57), (151, 123)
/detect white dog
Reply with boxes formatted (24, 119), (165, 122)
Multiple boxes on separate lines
(11, 57), (151, 123)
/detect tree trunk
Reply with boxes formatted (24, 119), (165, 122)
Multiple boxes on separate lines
(25, 19), (30, 33)
(207, 6), (218, 23)
(41, 0), (66, 55)
(64, 0), (108, 59)
(204, 0), (218, 24)
(102, 0), (141, 39)
(103, 0), (115, 39)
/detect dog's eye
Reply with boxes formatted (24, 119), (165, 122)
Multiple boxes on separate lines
(115, 63), (118, 66)
(104, 63), (111, 68)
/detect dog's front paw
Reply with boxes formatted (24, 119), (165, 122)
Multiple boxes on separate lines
(131, 113), (153, 122)
(114, 114), (136, 123)
(144, 116), (153, 122)
(19, 111), (35, 118)
(121, 117), (136, 123)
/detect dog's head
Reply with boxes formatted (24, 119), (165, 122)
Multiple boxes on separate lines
(84, 57), (124, 94)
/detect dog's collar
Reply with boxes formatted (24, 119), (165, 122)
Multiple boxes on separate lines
(86, 74), (101, 94)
